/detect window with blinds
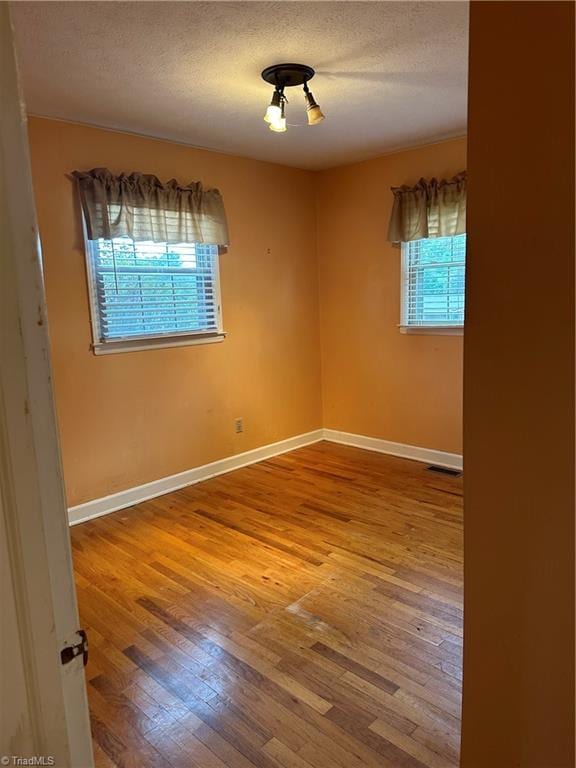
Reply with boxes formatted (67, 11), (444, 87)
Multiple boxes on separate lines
(85, 236), (222, 351)
(401, 234), (466, 330)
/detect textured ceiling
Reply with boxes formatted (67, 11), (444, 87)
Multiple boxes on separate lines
(12, 1), (469, 170)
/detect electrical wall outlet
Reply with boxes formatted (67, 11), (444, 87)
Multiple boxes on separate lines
(234, 417), (244, 434)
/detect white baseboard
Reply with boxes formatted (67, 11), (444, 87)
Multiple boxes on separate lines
(323, 429), (463, 471)
(68, 428), (463, 525)
(68, 429), (324, 525)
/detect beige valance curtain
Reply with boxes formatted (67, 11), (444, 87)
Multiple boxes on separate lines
(72, 168), (229, 245)
(387, 171), (466, 243)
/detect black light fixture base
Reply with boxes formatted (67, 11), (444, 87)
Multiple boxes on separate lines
(261, 63), (315, 89)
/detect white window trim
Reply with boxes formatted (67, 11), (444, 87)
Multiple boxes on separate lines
(92, 330), (226, 355)
(399, 238), (465, 336)
(398, 325), (463, 336)
(82, 229), (226, 355)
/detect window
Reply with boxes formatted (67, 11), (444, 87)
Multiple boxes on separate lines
(85, 236), (224, 354)
(400, 234), (466, 334)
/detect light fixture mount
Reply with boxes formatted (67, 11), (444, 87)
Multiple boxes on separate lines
(261, 63), (315, 89)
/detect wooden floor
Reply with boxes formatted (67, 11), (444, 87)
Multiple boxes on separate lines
(71, 441), (463, 768)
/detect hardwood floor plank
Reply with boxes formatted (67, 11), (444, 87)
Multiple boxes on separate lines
(262, 738), (315, 768)
(71, 442), (462, 768)
(88, 685), (173, 768)
(369, 717), (458, 768)
(325, 706), (428, 768)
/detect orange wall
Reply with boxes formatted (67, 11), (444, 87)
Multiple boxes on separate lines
(462, 2), (574, 766)
(316, 138), (466, 454)
(28, 119), (466, 507)
(28, 118), (322, 506)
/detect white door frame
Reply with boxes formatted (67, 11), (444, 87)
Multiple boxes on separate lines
(0, 5), (93, 766)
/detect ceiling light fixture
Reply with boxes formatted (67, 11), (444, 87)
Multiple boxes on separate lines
(261, 63), (325, 133)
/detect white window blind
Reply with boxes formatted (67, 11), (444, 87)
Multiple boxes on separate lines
(86, 236), (222, 350)
(401, 234), (466, 329)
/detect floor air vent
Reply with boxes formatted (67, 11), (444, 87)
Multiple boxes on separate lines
(427, 465), (462, 477)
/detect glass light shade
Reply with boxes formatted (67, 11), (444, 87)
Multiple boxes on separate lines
(307, 105), (325, 125)
(269, 97), (287, 132)
(264, 90), (282, 124)
(264, 104), (282, 124)
(304, 89), (325, 125)
(269, 117), (287, 132)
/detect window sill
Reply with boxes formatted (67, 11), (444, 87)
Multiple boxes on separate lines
(399, 325), (463, 336)
(92, 331), (226, 355)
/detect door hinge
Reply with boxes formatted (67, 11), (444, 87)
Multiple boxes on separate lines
(60, 629), (88, 667)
